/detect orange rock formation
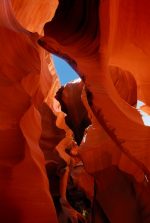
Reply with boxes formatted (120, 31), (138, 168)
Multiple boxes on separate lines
(0, 0), (150, 223)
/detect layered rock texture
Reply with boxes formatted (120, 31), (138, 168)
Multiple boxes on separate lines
(0, 0), (150, 223)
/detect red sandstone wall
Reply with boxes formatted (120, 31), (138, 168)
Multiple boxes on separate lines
(1, 1), (150, 223)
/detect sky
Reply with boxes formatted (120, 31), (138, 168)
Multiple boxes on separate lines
(52, 55), (78, 85)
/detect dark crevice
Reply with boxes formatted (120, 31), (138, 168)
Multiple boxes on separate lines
(66, 176), (92, 220)
(56, 83), (91, 145)
(44, 0), (100, 43)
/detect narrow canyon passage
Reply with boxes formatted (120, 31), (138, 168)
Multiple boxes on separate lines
(0, 0), (150, 223)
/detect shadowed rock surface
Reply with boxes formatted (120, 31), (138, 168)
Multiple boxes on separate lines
(0, 0), (150, 223)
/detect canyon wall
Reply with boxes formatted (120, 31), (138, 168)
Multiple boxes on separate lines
(0, 0), (150, 222)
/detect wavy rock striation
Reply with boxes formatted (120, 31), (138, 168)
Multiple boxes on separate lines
(1, 0), (150, 223)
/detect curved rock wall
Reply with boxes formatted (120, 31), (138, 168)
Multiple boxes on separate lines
(1, 1), (150, 223)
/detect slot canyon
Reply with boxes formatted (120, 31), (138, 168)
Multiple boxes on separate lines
(0, 0), (150, 222)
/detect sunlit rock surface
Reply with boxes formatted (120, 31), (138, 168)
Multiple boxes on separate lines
(1, 0), (150, 223)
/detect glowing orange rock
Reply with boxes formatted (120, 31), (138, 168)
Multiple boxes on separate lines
(38, 0), (150, 222)
(0, 1), (58, 222)
(1, 0), (150, 222)
(39, 0), (150, 182)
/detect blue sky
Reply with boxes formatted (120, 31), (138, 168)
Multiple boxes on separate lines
(52, 55), (78, 85)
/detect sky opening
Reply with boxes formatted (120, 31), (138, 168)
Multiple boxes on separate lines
(52, 55), (79, 85)
(136, 100), (150, 126)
